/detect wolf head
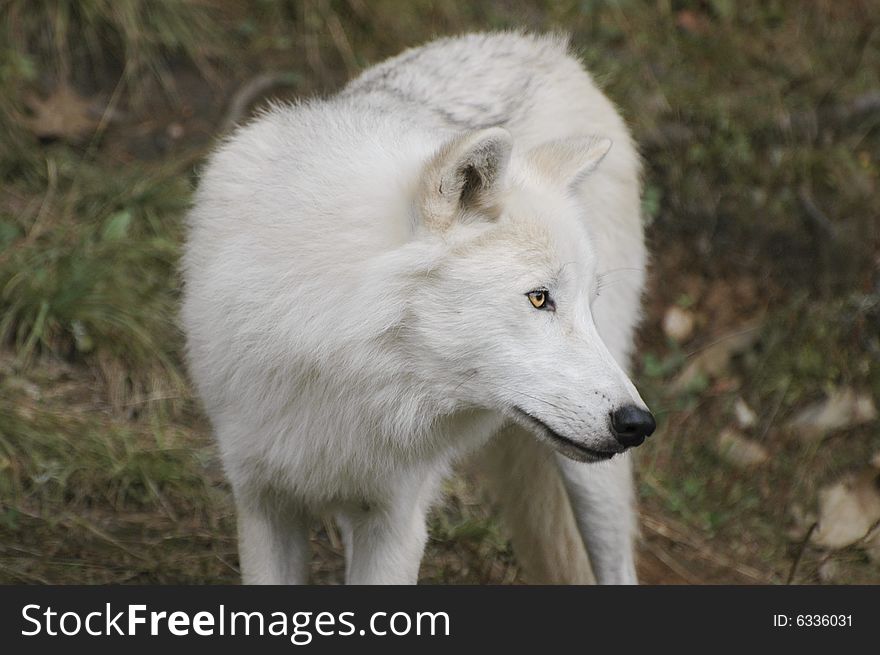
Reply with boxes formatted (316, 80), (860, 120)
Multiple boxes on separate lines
(407, 127), (654, 463)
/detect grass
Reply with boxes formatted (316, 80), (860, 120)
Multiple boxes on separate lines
(1, 162), (188, 406)
(0, 0), (878, 584)
(0, 357), (234, 583)
(1, 0), (220, 96)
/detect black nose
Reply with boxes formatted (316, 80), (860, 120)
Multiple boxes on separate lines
(610, 405), (656, 448)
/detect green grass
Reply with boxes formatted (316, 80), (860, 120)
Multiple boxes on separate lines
(0, 0), (878, 584)
(1, 0), (220, 96)
(0, 362), (235, 583)
(0, 158), (189, 409)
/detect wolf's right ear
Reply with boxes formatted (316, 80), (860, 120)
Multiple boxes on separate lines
(417, 127), (512, 231)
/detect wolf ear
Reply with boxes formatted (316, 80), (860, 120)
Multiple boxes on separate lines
(418, 127), (512, 231)
(527, 136), (612, 190)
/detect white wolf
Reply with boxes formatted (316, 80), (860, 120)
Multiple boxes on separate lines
(182, 32), (655, 585)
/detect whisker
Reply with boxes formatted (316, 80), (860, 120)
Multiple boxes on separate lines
(596, 278), (629, 292)
(478, 379), (581, 417)
(597, 266), (645, 280)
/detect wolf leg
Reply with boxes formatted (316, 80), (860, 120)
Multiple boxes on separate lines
(473, 426), (594, 584)
(235, 494), (312, 585)
(554, 452), (638, 584)
(338, 475), (440, 585)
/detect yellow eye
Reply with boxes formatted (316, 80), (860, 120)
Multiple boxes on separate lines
(527, 289), (547, 309)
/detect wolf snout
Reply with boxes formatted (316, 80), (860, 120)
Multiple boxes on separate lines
(610, 405), (656, 448)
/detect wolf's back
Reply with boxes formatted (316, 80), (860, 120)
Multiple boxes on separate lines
(342, 32), (632, 153)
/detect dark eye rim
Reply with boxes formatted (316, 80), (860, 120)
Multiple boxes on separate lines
(526, 287), (556, 311)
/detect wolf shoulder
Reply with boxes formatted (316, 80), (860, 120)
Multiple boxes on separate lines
(343, 31), (636, 152)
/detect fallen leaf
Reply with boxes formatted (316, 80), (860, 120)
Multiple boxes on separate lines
(675, 10), (712, 35)
(733, 397), (757, 429)
(817, 558), (839, 583)
(673, 324), (760, 393)
(662, 305), (695, 343)
(716, 428), (769, 469)
(811, 469), (880, 550)
(787, 387), (877, 442)
(23, 84), (99, 142)
(865, 526), (880, 564)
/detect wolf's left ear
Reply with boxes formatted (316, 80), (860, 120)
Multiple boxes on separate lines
(418, 127), (512, 231)
(527, 136), (612, 191)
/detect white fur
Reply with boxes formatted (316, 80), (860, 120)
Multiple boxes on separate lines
(182, 32), (649, 585)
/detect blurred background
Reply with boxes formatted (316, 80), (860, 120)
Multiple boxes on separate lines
(1, 0), (878, 584)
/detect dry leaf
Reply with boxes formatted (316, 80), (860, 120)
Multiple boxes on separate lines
(864, 526), (880, 564)
(675, 10), (712, 35)
(716, 428), (769, 469)
(23, 84), (99, 142)
(811, 469), (880, 550)
(662, 305), (695, 342)
(787, 387), (877, 442)
(673, 325), (760, 392)
(734, 397), (757, 429)
(817, 558), (839, 583)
